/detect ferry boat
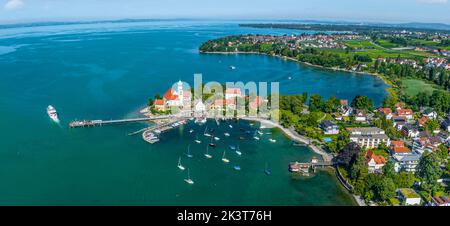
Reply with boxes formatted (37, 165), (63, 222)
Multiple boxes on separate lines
(47, 105), (59, 123)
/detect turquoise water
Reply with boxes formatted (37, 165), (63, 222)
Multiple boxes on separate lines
(0, 21), (387, 205)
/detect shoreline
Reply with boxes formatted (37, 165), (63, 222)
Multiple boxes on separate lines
(200, 50), (396, 94)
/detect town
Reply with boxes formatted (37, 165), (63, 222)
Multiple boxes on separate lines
(144, 78), (450, 206)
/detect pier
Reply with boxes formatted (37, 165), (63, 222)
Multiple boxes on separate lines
(69, 115), (183, 128)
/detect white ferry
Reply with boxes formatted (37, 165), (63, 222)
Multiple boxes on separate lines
(47, 105), (59, 123)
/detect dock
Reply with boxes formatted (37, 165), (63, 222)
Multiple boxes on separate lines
(69, 115), (182, 128)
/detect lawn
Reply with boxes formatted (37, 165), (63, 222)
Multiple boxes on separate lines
(402, 78), (439, 96)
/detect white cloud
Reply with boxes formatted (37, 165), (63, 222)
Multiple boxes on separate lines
(4, 0), (25, 10)
(417, 0), (448, 4)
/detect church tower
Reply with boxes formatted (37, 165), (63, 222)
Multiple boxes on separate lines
(177, 80), (184, 105)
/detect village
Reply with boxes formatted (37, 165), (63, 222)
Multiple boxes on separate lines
(144, 80), (450, 206)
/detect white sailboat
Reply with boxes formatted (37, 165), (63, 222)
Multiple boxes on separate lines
(194, 134), (201, 144)
(235, 146), (242, 156)
(204, 146), (212, 159)
(222, 151), (230, 163)
(185, 145), (193, 158)
(224, 132), (230, 137)
(184, 168), (194, 185)
(269, 138), (277, 143)
(214, 136), (220, 141)
(229, 124), (233, 129)
(204, 126), (212, 137)
(177, 157), (185, 171)
(189, 129), (194, 133)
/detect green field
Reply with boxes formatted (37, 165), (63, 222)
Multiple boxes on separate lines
(402, 78), (439, 96)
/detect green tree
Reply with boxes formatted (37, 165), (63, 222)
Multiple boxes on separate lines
(382, 160), (396, 179)
(351, 95), (374, 111)
(309, 94), (324, 112)
(416, 153), (443, 195)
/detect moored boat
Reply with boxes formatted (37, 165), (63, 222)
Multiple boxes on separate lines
(47, 105), (59, 123)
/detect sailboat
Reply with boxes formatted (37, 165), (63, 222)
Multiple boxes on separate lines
(221, 151), (230, 163)
(229, 124), (233, 129)
(233, 165), (241, 171)
(194, 134), (201, 144)
(204, 126), (212, 137)
(224, 132), (230, 137)
(214, 136), (220, 141)
(209, 137), (216, 147)
(235, 146), (242, 156)
(185, 145), (193, 158)
(189, 129), (194, 133)
(184, 168), (194, 185)
(177, 157), (185, 171)
(269, 138), (277, 143)
(204, 146), (212, 159)
(264, 162), (271, 175)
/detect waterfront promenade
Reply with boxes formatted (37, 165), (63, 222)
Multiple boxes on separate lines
(240, 117), (334, 162)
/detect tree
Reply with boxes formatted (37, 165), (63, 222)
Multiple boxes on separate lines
(338, 142), (361, 168)
(395, 172), (416, 188)
(351, 95), (373, 111)
(424, 119), (440, 133)
(416, 153), (443, 195)
(376, 177), (396, 201)
(382, 160), (396, 179)
(309, 94), (324, 112)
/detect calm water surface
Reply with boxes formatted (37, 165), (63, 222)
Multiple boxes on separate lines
(0, 21), (387, 205)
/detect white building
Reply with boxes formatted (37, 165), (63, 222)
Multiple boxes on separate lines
(398, 188), (421, 206)
(347, 127), (390, 149)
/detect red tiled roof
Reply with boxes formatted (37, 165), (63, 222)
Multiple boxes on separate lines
(418, 116), (428, 126)
(397, 109), (413, 115)
(393, 147), (410, 154)
(249, 96), (264, 109)
(163, 88), (178, 101)
(225, 88), (242, 95)
(214, 98), (236, 106)
(378, 108), (392, 115)
(365, 150), (386, 165)
(154, 99), (165, 106)
(391, 140), (405, 148)
(340, 99), (348, 107)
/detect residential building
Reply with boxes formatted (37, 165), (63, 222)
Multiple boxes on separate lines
(430, 196), (450, 206)
(354, 110), (367, 122)
(153, 99), (166, 111)
(365, 150), (386, 173)
(396, 108), (413, 120)
(442, 117), (450, 132)
(378, 107), (393, 119)
(422, 108), (437, 119)
(393, 153), (420, 172)
(398, 188), (422, 206)
(319, 120), (339, 135)
(390, 140), (411, 156)
(225, 88), (243, 100)
(417, 116), (428, 127)
(347, 127), (390, 149)
(401, 124), (420, 138)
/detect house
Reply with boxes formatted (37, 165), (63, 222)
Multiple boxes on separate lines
(393, 153), (420, 172)
(398, 188), (421, 206)
(417, 116), (428, 127)
(442, 117), (450, 132)
(225, 88), (243, 100)
(430, 196), (450, 206)
(390, 140), (411, 156)
(194, 100), (206, 113)
(153, 99), (166, 111)
(354, 110), (367, 122)
(392, 116), (407, 130)
(378, 107), (393, 119)
(365, 150), (386, 173)
(347, 127), (390, 149)
(438, 131), (450, 143)
(422, 108), (437, 119)
(319, 120), (339, 135)
(340, 99), (352, 117)
(396, 108), (413, 120)
(211, 98), (236, 111)
(401, 124), (420, 138)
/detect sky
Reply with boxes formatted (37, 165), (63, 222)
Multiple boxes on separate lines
(0, 0), (450, 24)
